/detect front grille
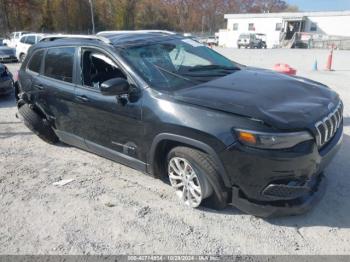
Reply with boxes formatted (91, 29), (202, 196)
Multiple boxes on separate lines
(315, 102), (343, 148)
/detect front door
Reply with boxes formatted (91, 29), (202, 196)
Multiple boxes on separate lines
(74, 47), (145, 169)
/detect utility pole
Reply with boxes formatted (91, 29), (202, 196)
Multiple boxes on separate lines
(89, 0), (95, 34)
(201, 15), (205, 35)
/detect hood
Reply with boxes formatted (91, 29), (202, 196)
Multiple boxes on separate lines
(173, 68), (339, 130)
(0, 47), (15, 56)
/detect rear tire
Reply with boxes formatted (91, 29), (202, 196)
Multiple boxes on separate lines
(18, 104), (59, 144)
(167, 146), (228, 210)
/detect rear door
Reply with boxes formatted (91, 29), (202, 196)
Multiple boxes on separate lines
(36, 46), (87, 148)
(73, 47), (145, 168)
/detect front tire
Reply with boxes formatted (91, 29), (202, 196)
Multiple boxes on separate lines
(18, 104), (59, 144)
(167, 147), (228, 209)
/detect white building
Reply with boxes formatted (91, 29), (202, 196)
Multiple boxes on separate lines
(219, 11), (350, 48)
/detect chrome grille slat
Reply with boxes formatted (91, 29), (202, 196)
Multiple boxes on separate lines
(314, 102), (343, 148)
(334, 112), (339, 129)
(331, 114), (337, 136)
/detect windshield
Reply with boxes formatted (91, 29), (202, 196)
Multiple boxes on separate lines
(118, 37), (240, 91)
(239, 34), (250, 39)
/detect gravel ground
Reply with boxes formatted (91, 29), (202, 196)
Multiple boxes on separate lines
(1, 48), (350, 255)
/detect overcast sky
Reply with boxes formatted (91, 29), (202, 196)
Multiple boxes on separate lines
(287, 0), (350, 11)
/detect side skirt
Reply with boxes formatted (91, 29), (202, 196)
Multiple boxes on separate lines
(55, 130), (147, 173)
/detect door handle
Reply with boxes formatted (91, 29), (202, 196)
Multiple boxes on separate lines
(76, 95), (90, 103)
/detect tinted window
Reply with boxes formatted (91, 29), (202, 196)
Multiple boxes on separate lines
(44, 47), (75, 83)
(25, 36), (36, 45)
(310, 22), (317, 31)
(28, 50), (44, 73)
(20, 36), (26, 43)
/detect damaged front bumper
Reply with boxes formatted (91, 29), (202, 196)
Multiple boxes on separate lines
(221, 123), (343, 218)
(231, 173), (326, 218)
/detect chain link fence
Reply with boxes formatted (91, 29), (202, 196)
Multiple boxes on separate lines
(311, 38), (350, 50)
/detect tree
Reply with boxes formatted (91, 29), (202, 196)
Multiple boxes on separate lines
(0, 0), (298, 36)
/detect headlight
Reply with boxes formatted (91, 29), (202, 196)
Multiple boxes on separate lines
(235, 129), (313, 149)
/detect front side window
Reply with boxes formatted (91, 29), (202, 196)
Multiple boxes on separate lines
(20, 37), (26, 43)
(310, 22), (317, 31)
(44, 47), (75, 83)
(119, 37), (239, 91)
(27, 50), (44, 73)
(81, 49), (126, 89)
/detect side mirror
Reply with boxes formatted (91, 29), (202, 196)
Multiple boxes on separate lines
(100, 78), (130, 96)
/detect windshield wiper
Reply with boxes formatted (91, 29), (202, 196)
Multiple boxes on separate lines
(187, 64), (240, 72)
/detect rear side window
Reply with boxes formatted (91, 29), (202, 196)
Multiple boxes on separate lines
(44, 47), (75, 83)
(25, 36), (36, 45)
(27, 50), (44, 73)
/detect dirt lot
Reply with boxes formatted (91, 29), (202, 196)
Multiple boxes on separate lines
(1, 49), (350, 255)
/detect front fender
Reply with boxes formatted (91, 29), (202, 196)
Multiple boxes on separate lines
(149, 133), (231, 188)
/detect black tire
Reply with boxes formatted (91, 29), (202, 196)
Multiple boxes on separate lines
(167, 146), (228, 210)
(18, 104), (59, 144)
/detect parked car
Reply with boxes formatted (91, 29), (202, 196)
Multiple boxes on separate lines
(255, 33), (267, 48)
(16, 33), (45, 62)
(0, 63), (14, 96)
(237, 33), (262, 49)
(0, 45), (17, 63)
(205, 36), (219, 46)
(5, 31), (32, 48)
(16, 32), (343, 217)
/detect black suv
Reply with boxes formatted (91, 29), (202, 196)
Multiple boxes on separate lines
(16, 32), (343, 217)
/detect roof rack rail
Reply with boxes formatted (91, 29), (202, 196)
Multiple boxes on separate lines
(96, 30), (176, 36)
(39, 34), (111, 44)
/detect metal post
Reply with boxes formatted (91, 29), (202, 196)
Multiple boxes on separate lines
(89, 0), (95, 35)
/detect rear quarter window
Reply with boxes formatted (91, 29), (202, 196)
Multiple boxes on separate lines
(44, 47), (75, 83)
(27, 50), (44, 73)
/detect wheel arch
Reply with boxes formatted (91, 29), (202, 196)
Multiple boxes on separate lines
(149, 133), (231, 188)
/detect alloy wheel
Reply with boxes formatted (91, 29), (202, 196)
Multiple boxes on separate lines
(168, 157), (205, 208)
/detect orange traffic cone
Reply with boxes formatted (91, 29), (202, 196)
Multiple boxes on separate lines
(325, 48), (333, 71)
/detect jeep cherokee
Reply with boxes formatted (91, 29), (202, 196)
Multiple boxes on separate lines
(16, 32), (343, 217)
